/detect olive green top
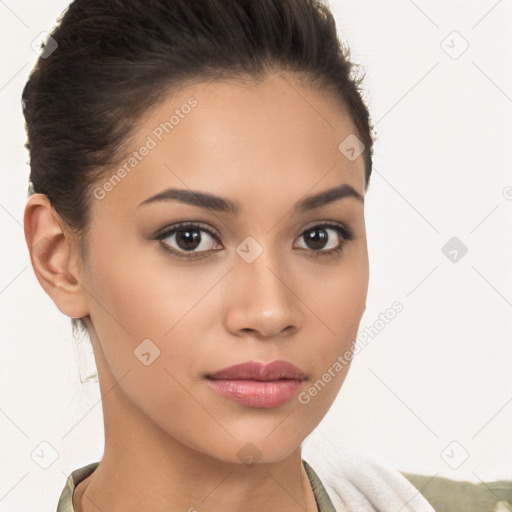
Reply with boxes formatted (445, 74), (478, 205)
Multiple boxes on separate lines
(56, 459), (336, 511)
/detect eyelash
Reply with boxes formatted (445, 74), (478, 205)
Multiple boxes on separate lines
(154, 221), (354, 261)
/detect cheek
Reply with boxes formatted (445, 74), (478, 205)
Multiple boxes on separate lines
(84, 238), (229, 392)
(298, 257), (368, 401)
(304, 253), (368, 339)
(87, 234), (214, 337)
(296, 271), (367, 415)
(84, 243), (218, 433)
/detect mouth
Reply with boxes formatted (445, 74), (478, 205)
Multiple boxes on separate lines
(205, 360), (307, 408)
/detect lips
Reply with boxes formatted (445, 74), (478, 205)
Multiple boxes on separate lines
(206, 360), (306, 381)
(205, 360), (307, 408)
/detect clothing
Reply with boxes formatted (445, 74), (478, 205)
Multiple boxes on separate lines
(302, 445), (436, 511)
(56, 453), (434, 511)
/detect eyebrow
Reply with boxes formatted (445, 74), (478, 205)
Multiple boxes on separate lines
(137, 183), (363, 214)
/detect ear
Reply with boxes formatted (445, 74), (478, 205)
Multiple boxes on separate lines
(23, 193), (89, 319)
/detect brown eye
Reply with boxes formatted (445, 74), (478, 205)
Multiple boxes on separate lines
(293, 222), (354, 257)
(156, 222), (221, 259)
(301, 227), (332, 250)
(173, 227), (206, 251)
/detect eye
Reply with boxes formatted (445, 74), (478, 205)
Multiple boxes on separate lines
(154, 221), (354, 260)
(155, 222), (222, 260)
(293, 222), (353, 258)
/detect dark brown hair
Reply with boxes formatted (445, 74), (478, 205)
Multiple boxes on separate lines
(22, 0), (374, 334)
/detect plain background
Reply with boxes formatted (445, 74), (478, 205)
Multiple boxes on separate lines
(1, 1), (511, 510)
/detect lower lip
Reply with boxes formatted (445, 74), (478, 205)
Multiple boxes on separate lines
(206, 378), (303, 408)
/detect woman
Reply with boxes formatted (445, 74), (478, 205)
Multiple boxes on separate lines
(22, 0), (435, 510)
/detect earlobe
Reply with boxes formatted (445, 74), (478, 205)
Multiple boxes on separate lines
(23, 194), (89, 319)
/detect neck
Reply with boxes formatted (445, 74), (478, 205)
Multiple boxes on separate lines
(73, 356), (319, 512)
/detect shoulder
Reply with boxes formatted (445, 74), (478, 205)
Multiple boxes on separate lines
(303, 444), (436, 512)
(56, 462), (99, 512)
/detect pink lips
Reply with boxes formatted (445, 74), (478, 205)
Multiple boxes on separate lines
(205, 360), (306, 408)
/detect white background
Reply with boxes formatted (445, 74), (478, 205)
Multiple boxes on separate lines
(1, 1), (511, 510)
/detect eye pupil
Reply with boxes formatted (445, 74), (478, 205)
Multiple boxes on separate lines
(176, 228), (201, 250)
(305, 228), (328, 250)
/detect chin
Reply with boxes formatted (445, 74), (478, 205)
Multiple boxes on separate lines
(203, 431), (306, 467)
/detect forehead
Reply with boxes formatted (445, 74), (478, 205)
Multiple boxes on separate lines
(91, 73), (365, 214)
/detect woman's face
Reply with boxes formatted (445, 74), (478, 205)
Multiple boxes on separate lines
(74, 72), (369, 464)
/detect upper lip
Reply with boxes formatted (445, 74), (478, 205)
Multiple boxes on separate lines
(207, 360), (306, 381)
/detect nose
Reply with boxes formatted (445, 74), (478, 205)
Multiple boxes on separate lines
(223, 247), (303, 339)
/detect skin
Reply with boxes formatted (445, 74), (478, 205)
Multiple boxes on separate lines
(24, 72), (369, 512)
